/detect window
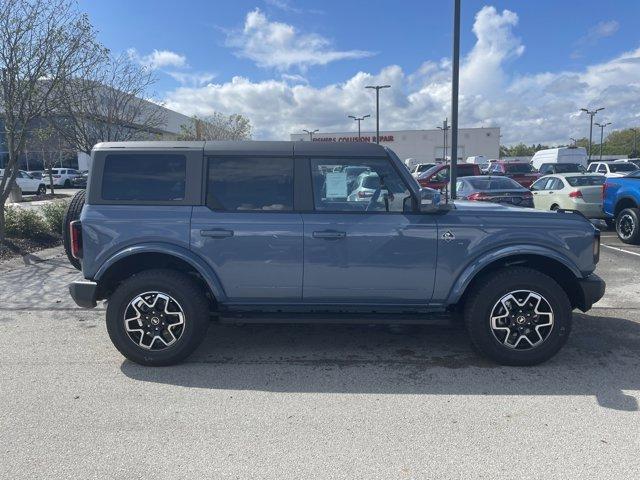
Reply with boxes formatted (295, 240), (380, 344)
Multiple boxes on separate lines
(548, 178), (564, 190)
(587, 164), (597, 172)
(566, 175), (606, 187)
(310, 158), (411, 212)
(609, 163), (637, 173)
(102, 154), (186, 201)
(504, 163), (534, 174)
(468, 177), (522, 190)
(207, 157), (293, 211)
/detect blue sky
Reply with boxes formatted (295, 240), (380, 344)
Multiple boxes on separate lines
(78, 0), (640, 144)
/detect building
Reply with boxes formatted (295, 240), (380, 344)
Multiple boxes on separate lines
(290, 127), (500, 165)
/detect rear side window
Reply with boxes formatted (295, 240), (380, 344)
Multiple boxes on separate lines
(566, 175), (606, 186)
(102, 154), (186, 201)
(207, 157), (294, 211)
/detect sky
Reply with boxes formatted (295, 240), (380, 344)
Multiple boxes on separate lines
(78, 0), (640, 145)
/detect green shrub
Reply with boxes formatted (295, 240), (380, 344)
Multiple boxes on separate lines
(4, 206), (50, 239)
(41, 200), (69, 234)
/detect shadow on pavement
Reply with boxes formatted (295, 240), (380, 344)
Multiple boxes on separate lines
(120, 313), (640, 412)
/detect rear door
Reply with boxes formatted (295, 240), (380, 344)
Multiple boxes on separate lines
(301, 156), (438, 304)
(191, 155), (303, 302)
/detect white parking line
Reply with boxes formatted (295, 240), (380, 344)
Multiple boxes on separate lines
(601, 244), (640, 257)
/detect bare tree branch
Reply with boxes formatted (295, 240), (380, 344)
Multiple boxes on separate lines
(177, 113), (253, 141)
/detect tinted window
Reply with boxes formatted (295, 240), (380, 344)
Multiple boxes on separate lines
(468, 177), (523, 190)
(505, 163), (533, 173)
(566, 175), (606, 186)
(102, 154), (186, 201)
(549, 178), (564, 190)
(554, 163), (582, 173)
(207, 157), (293, 211)
(311, 158), (410, 212)
(610, 163), (637, 172)
(458, 165), (478, 177)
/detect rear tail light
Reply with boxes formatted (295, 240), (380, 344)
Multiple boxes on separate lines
(357, 191), (373, 198)
(467, 192), (489, 201)
(70, 220), (83, 259)
(568, 190), (583, 198)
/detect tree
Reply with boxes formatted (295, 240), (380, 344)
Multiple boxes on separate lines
(177, 113), (252, 141)
(27, 125), (73, 194)
(50, 52), (167, 154)
(0, 0), (101, 240)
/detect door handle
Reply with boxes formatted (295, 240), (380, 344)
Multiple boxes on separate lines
(200, 229), (234, 238)
(312, 230), (346, 240)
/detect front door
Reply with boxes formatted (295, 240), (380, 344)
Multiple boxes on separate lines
(191, 156), (303, 302)
(302, 157), (438, 303)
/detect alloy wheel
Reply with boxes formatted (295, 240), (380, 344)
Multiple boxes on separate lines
(489, 290), (554, 350)
(618, 213), (635, 240)
(123, 291), (185, 350)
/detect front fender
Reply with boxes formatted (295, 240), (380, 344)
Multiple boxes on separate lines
(94, 242), (227, 302)
(446, 244), (582, 305)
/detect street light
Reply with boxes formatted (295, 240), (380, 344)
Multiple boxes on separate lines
(580, 107), (604, 162)
(348, 114), (370, 140)
(594, 122), (611, 161)
(437, 118), (450, 162)
(365, 85), (390, 144)
(302, 129), (319, 141)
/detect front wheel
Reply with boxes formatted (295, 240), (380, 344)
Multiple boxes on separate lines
(106, 269), (210, 366)
(616, 207), (640, 244)
(464, 267), (572, 366)
(37, 184), (47, 195)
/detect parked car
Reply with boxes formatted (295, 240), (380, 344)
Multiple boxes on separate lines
(67, 141), (604, 367)
(411, 163), (436, 178)
(44, 168), (81, 187)
(0, 169), (47, 195)
(587, 161), (638, 178)
(486, 161), (540, 188)
(531, 147), (588, 171)
(416, 163), (481, 190)
(530, 174), (607, 219)
(346, 172), (406, 208)
(613, 158), (640, 169)
(603, 169), (640, 244)
(72, 170), (89, 188)
(456, 176), (533, 207)
(537, 163), (586, 175)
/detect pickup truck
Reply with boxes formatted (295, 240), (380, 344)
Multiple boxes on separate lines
(603, 170), (640, 243)
(486, 161), (540, 188)
(65, 141), (604, 367)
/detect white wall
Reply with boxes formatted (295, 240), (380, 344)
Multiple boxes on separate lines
(290, 127), (500, 164)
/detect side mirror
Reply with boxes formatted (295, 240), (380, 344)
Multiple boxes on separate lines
(419, 187), (442, 212)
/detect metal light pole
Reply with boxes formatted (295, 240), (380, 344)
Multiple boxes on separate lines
(348, 114), (370, 140)
(303, 129), (319, 141)
(365, 85), (390, 144)
(449, 0), (461, 199)
(631, 128), (638, 157)
(595, 122), (611, 160)
(581, 107), (604, 162)
(437, 119), (450, 162)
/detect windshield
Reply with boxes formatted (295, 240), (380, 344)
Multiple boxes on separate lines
(566, 175), (606, 186)
(505, 163), (534, 173)
(467, 177), (523, 190)
(610, 163), (637, 172)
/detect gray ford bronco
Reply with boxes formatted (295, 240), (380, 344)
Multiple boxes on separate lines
(67, 141), (605, 366)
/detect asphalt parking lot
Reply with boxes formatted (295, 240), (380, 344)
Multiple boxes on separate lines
(1, 235), (639, 479)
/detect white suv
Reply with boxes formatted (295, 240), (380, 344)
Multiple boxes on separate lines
(587, 161), (638, 178)
(0, 169), (47, 195)
(46, 168), (81, 187)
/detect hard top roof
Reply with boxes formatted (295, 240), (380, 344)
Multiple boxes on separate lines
(93, 140), (389, 157)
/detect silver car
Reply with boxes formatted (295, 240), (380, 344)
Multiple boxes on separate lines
(531, 173), (606, 218)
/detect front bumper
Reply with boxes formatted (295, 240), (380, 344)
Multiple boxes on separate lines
(575, 274), (606, 312)
(69, 280), (98, 308)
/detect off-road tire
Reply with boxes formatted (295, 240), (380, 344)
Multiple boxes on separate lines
(62, 190), (86, 270)
(106, 269), (210, 366)
(464, 267), (572, 366)
(616, 207), (640, 245)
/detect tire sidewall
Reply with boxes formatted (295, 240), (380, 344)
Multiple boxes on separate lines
(616, 208), (640, 244)
(106, 272), (208, 366)
(466, 270), (572, 366)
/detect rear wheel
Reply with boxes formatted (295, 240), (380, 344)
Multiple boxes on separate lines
(62, 190), (86, 270)
(64, 179), (71, 187)
(550, 204), (559, 211)
(616, 207), (640, 244)
(36, 184), (46, 195)
(106, 269), (210, 366)
(464, 267), (572, 366)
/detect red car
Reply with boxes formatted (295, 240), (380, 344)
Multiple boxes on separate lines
(486, 161), (540, 188)
(417, 163), (481, 190)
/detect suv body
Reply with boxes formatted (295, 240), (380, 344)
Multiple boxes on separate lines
(46, 168), (81, 186)
(416, 163), (481, 190)
(587, 161), (638, 178)
(69, 141), (604, 366)
(0, 169), (46, 194)
(486, 161), (540, 188)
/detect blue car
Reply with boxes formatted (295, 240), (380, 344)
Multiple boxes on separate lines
(603, 169), (640, 243)
(66, 141), (604, 366)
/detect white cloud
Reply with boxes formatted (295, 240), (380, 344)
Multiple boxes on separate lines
(225, 8), (373, 70)
(167, 71), (217, 87)
(165, 7), (640, 145)
(127, 48), (188, 69)
(572, 20), (620, 58)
